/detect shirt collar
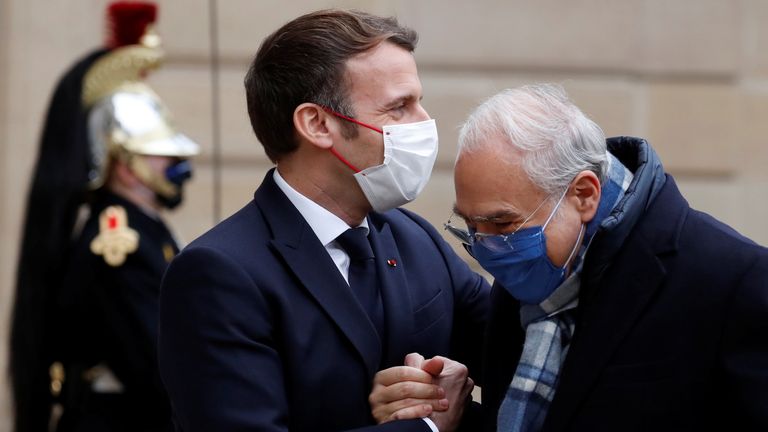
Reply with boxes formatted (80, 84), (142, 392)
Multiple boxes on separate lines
(273, 169), (369, 246)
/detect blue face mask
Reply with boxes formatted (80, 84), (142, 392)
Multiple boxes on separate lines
(158, 159), (193, 209)
(447, 188), (583, 305)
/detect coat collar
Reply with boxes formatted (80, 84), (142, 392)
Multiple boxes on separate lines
(542, 174), (689, 431)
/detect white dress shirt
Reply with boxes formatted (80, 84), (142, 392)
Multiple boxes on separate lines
(273, 169), (368, 284)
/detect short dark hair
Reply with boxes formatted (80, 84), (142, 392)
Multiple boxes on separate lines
(244, 9), (418, 162)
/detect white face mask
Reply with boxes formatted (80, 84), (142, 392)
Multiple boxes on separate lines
(354, 119), (438, 212)
(325, 109), (439, 213)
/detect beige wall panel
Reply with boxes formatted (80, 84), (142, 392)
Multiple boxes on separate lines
(397, 0), (642, 71)
(161, 0), (390, 61)
(743, 0), (768, 76)
(1, 0), (11, 428)
(420, 73), (500, 166)
(409, 0), (738, 75)
(675, 177), (748, 237)
(646, 82), (740, 174)
(161, 0), (741, 77)
(677, 175), (768, 245)
(166, 161), (275, 242)
(640, 0), (739, 75)
(155, 0), (210, 60)
(739, 90), (768, 174)
(741, 180), (768, 246)
(216, 67), (265, 160)
(561, 80), (638, 138)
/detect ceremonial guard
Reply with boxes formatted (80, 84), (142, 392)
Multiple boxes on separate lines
(10, 2), (199, 431)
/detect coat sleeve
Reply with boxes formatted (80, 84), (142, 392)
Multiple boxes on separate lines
(158, 245), (433, 432)
(720, 250), (768, 428)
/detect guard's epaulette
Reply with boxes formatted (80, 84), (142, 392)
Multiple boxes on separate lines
(90, 205), (139, 267)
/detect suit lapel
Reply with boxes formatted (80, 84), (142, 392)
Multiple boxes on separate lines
(368, 218), (415, 367)
(255, 170), (382, 378)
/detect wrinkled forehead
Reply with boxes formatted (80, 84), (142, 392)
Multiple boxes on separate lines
(453, 146), (547, 220)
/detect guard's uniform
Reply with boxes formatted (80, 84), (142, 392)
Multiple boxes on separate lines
(10, 4), (199, 431)
(57, 191), (178, 432)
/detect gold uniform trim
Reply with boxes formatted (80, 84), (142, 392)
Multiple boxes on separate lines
(162, 243), (176, 263)
(82, 44), (164, 108)
(49, 362), (65, 397)
(90, 206), (139, 267)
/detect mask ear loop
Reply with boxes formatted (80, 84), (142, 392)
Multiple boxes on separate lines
(562, 222), (585, 273)
(540, 184), (583, 272)
(320, 106), (383, 134)
(320, 106), (382, 173)
(542, 186), (570, 231)
(328, 147), (361, 173)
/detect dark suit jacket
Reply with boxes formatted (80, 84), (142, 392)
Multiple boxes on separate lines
(159, 170), (489, 432)
(482, 175), (768, 431)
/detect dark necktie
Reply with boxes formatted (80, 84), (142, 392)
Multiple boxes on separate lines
(336, 227), (384, 337)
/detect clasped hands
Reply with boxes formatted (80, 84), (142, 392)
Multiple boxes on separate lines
(369, 353), (474, 432)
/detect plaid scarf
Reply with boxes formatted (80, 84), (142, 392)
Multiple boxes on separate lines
(497, 153), (633, 432)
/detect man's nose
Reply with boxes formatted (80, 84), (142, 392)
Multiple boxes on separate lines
(413, 102), (430, 122)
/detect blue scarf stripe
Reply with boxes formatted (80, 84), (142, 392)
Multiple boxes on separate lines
(514, 364), (559, 384)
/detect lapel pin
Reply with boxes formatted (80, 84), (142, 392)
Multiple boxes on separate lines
(386, 259), (397, 267)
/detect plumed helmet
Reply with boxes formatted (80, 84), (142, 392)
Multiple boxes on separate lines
(85, 82), (200, 188)
(82, 2), (199, 189)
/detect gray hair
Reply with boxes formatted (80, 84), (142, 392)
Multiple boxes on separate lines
(458, 83), (608, 197)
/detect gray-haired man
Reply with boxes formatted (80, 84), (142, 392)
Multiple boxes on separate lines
(375, 84), (768, 431)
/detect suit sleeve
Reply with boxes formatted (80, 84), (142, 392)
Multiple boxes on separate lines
(720, 250), (768, 428)
(159, 245), (433, 432)
(159, 245), (291, 431)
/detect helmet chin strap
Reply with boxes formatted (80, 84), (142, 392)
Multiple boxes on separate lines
(123, 153), (178, 199)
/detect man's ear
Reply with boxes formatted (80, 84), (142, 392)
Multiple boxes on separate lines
(570, 170), (601, 223)
(293, 103), (335, 150)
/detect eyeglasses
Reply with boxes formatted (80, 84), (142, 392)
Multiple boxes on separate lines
(443, 189), (562, 253)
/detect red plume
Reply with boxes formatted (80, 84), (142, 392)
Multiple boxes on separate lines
(106, 1), (158, 48)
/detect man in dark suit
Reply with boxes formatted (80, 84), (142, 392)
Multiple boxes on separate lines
(157, 9), (489, 432)
(441, 84), (767, 431)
